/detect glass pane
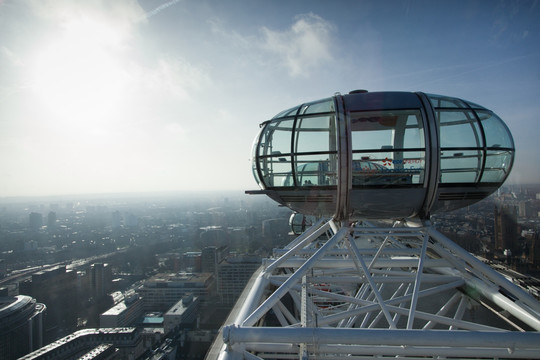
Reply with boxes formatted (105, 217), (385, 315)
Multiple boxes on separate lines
(352, 151), (424, 185)
(259, 156), (292, 187)
(481, 150), (513, 183)
(464, 100), (486, 110)
(251, 132), (262, 186)
(260, 119), (293, 157)
(440, 150), (483, 183)
(400, 151), (425, 184)
(300, 97), (334, 114)
(403, 113), (425, 149)
(295, 116), (336, 153)
(351, 110), (423, 151)
(477, 111), (514, 148)
(273, 106), (299, 119)
(295, 154), (337, 186)
(427, 94), (467, 108)
(438, 110), (482, 148)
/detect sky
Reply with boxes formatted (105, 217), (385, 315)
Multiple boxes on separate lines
(0, 0), (539, 197)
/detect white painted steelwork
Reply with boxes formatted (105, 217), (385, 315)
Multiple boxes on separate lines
(215, 219), (540, 360)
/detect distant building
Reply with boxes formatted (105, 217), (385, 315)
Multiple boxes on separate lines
(19, 327), (145, 360)
(29, 212), (43, 231)
(199, 226), (229, 248)
(217, 255), (261, 304)
(163, 295), (199, 334)
(0, 295), (46, 359)
(47, 211), (56, 231)
(91, 263), (112, 299)
(19, 265), (77, 296)
(518, 201), (534, 218)
(201, 246), (228, 274)
(0, 259), (6, 278)
(137, 273), (214, 312)
(182, 252), (201, 272)
(100, 291), (144, 328)
(111, 210), (122, 229)
(529, 231), (540, 266)
(19, 265), (81, 342)
(494, 204), (519, 252)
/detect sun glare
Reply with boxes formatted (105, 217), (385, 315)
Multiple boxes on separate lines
(31, 16), (129, 134)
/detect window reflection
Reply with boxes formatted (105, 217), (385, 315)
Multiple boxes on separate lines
(478, 111), (514, 149)
(481, 150), (513, 183)
(440, 150), (483, 183)
(438, 110), (482, 148)
(350, 110), (425, 186)
(430, 94), (514, 185)
(257, 100), (337, 188)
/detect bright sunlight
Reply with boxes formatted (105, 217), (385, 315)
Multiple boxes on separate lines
(31, 15), (130, 135)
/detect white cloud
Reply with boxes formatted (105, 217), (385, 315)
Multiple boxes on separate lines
(260, 13), (335, 77)
(150, 57), (211, 101)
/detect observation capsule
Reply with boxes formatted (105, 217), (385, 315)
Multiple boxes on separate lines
(248, 91), (514, 220)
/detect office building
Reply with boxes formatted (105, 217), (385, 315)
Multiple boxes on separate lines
(91, 263), (112, 298)
(0, 295), (46, 359)
(182, 252), (201, 272)
(217, 255), (261, 304)
(163, 295), (199, 334)
(494, 204), (519, 252)
(137, 272), (214, 311)
(100, 291), (144, 328)
(201, 246), (228, 274)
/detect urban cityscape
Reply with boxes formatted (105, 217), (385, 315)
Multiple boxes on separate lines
(1, 185), (540, 359)
(1, 0), (539, 359)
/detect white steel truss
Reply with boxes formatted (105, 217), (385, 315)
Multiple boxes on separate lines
(216, 218), (540, 360)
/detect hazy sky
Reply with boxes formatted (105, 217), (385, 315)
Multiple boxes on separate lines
(1, 0), (539, 197)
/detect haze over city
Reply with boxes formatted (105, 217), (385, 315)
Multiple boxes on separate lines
(1, 0), (539, 198)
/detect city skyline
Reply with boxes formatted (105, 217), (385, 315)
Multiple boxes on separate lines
(1, 0), (539, 197)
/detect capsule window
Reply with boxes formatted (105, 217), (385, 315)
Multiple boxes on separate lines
(440, 150), (483, 183)
(477, 111), (514, 149)
(438, 110), (483, 148)
(257, 119), (294, 187)
(294, 116), (336, 154)
(481, 150), (513, 183)
(350, 110), (425, 186)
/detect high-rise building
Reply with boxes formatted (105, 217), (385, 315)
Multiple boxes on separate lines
(29, 212), (42, 231)
(0, 295), (46, 359)
(529, 231), (540, 266)
(91, 263), (112, 299)
(494, 204), (519, 252)
(201, 246), (228, 274)
(217, 255), (261, 305)
(47, 211), (56, 231)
